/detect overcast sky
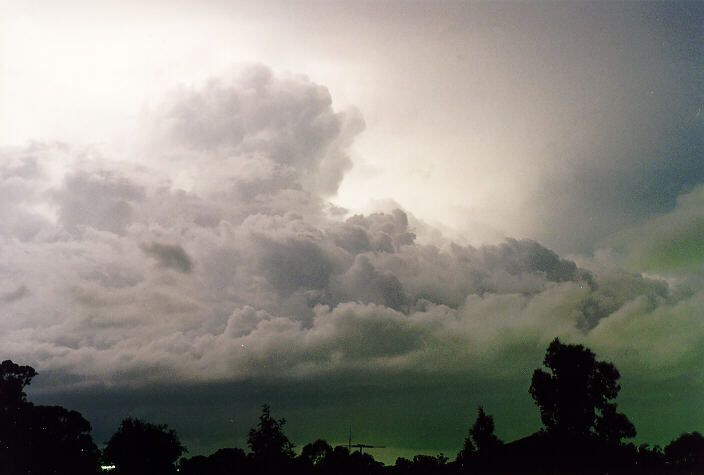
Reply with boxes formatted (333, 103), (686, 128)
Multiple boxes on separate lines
(1, 0), (703, 463)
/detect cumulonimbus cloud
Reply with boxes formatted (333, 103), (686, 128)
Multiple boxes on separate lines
(0, 65), (700, 394)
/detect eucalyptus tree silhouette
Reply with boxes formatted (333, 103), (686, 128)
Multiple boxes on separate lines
(529, 337), (635, 443)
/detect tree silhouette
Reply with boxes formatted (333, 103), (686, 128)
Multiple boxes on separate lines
(104, 417), (186, 475)
(454, 429), (474, 471)
(529, 338), (635, 443)
(27, 405), (100, 475)
(635, 443), (665, 471)
(1, 359), (99, 475)
(179, 447), (250, 475)
(296, 441), (384, 475)
(391, 454), (448, 474)
(346, 449), (384, 474)
(0, 360), (36, 474)
(469, 406), (502, 455)
(0, 360), (36, 408)
(468, 406), (502, 470)
(665, 431), (704, 471)
(247, 404), (295, 473)
(320, 445), (355, 475)
(594, 402), (636, 444)
(299, 438), (333, 470)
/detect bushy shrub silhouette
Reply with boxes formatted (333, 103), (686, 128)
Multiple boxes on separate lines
(104, 417), (186, 475)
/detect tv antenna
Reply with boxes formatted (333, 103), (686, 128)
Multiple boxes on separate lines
(347, 426), (386, 454)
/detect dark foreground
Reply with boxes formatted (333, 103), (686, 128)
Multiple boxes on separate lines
(2, 339), (703, 474)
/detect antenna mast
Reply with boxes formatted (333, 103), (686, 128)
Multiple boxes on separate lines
(346, 425), (386, 454)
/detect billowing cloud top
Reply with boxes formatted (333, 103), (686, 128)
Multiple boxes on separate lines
(0, 67), (701, 409)
(144, 65), (364, 200)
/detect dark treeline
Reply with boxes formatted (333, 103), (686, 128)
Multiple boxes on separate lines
(2, 339), (703, 474)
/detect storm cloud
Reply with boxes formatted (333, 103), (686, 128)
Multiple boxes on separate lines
(1, 60), (702, 458)
(0, 65), (692, 383)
